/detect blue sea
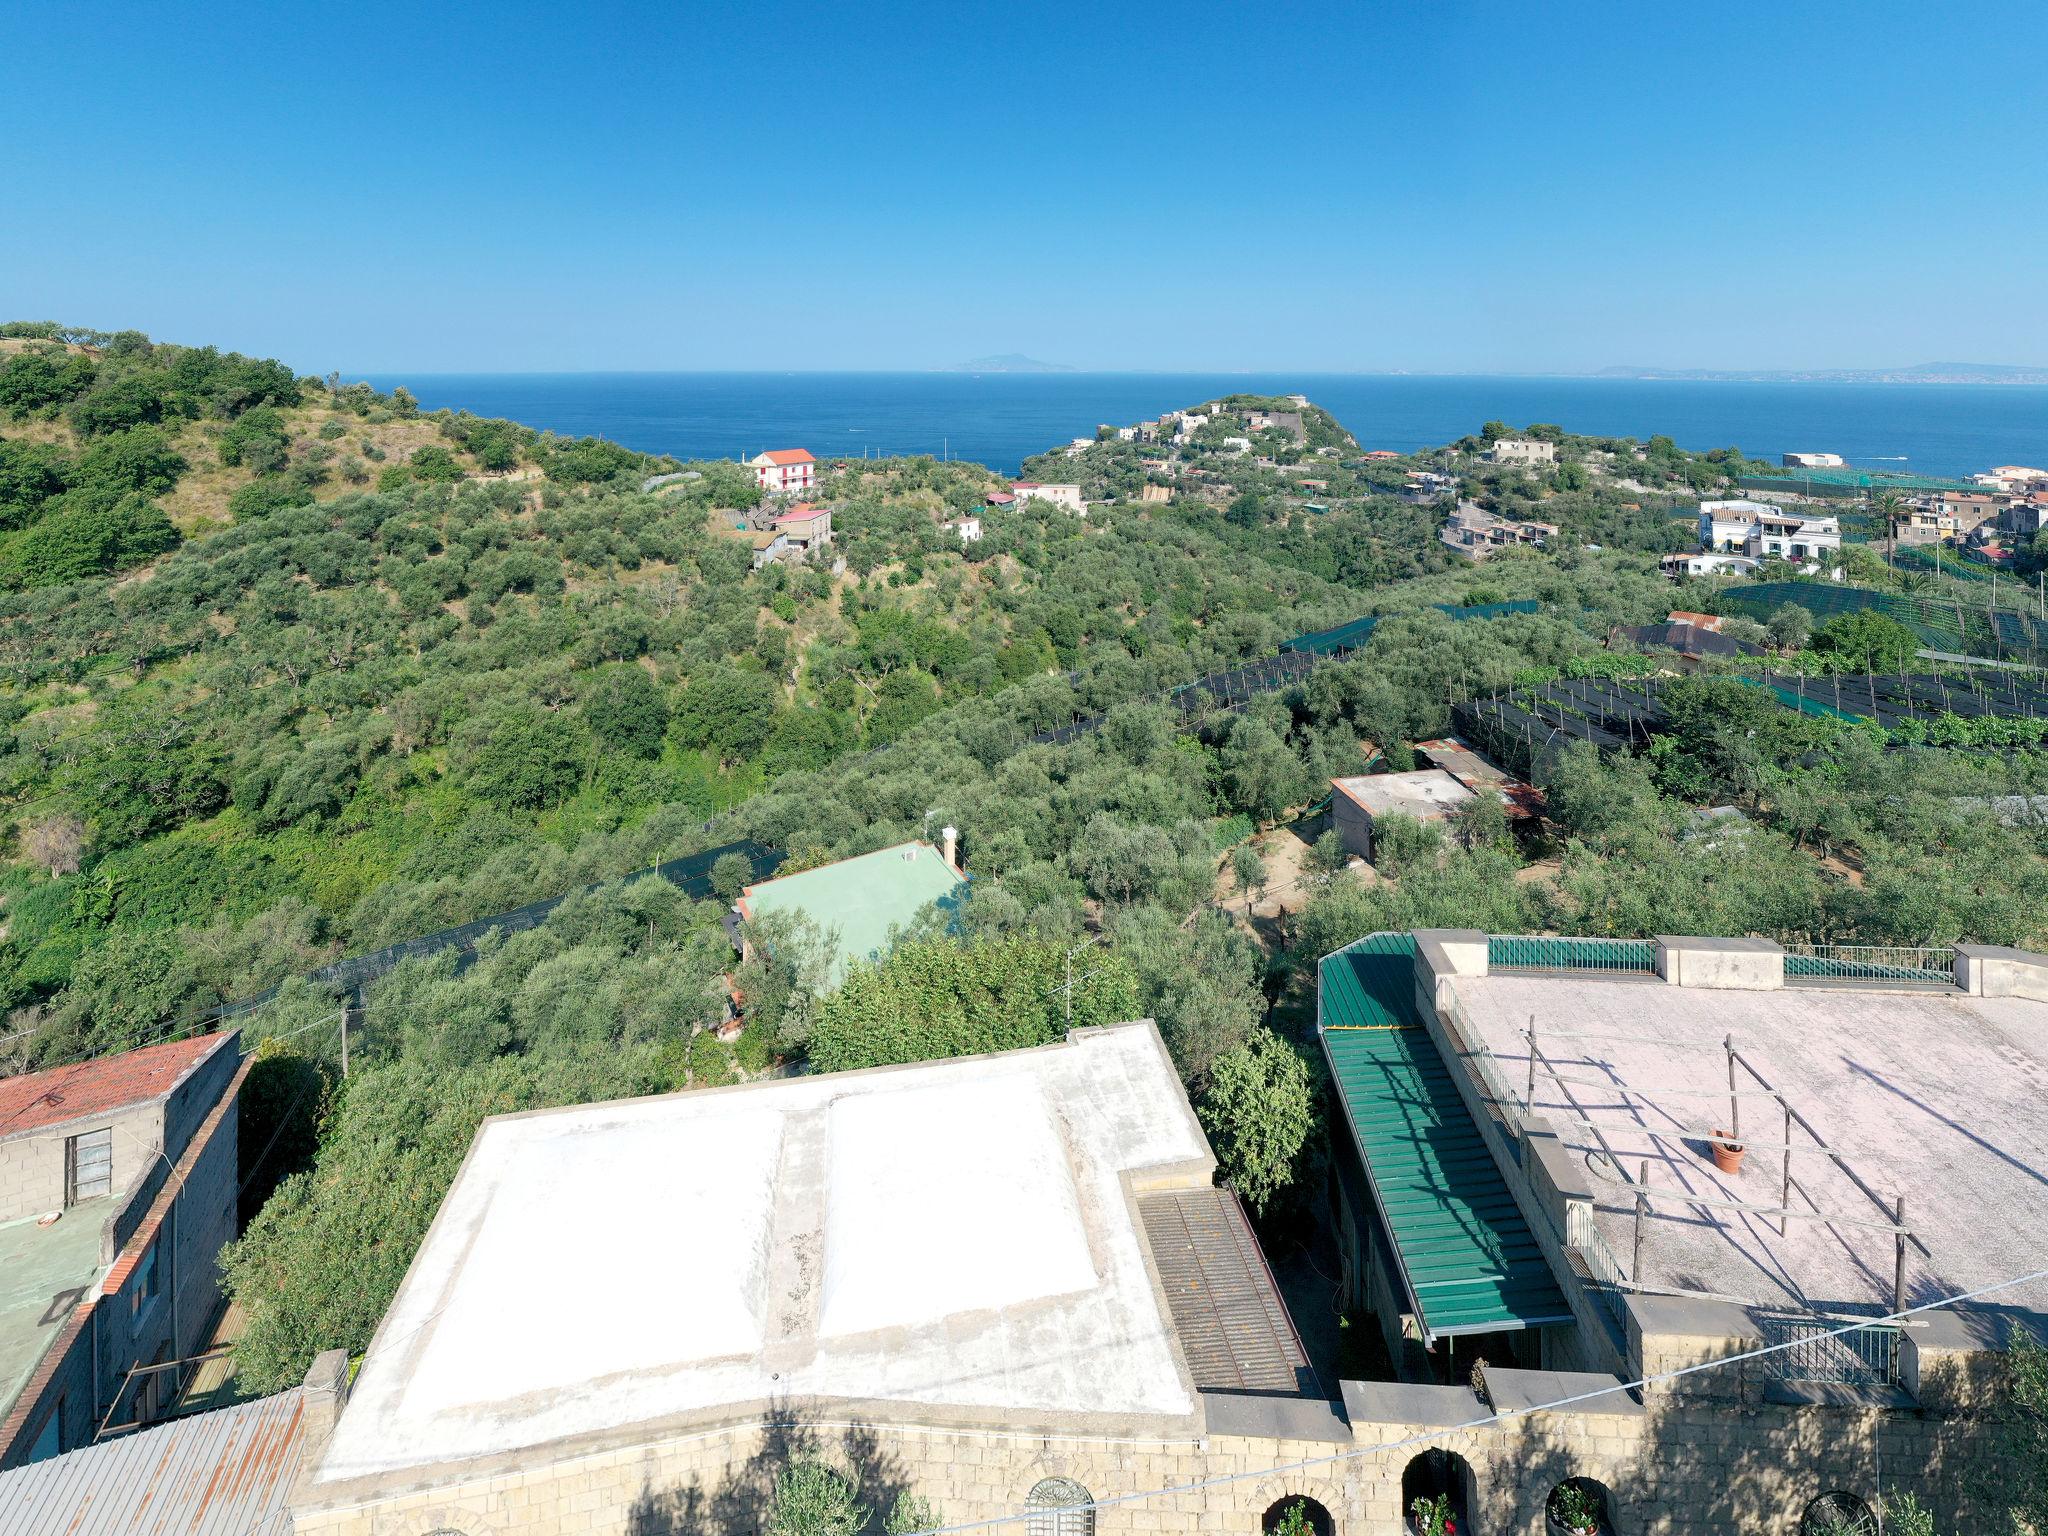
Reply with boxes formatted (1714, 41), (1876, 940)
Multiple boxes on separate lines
(365, 371), (2048, 481)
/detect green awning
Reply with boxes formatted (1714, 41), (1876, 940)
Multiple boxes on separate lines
(1318, 934), (1573, 1342)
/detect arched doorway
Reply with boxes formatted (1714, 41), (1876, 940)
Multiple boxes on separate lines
(1401, 1450), (1475, 1534)
(1262, 1495), (1335, 1536)
(1544, 1477), (1614, 1534)
(1800, 1492), (1877, 1536)
(1025, 1477), (1096, 1536)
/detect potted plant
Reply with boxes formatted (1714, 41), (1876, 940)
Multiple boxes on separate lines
(1548, 1482), (1602, 1536)
(1710, 1129), (1746, 1174)
(1409, 1492), (1456, 1536)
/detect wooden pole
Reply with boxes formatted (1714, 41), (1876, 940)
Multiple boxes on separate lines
(1526, 1014), (1538, 1106)
(1780, 1102), (1792, 1236)
(1726, 1034), (1740, 1142)
(1633, 1160), (1649, 1282)
(1894, 1195), (1909, 1313)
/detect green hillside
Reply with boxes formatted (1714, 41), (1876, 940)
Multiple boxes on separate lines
(7, 323), (2048, 1395)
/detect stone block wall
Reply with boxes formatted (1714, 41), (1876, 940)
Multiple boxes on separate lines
(289, 1384), (2016, 1536)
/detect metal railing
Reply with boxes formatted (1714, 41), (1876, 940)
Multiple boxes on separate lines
(1488, 935), (1659, 974)
(1781, 943), (1957, 988)
(1752, 1310), (1903, 1388)
(1567, 1201), (1633, 1327)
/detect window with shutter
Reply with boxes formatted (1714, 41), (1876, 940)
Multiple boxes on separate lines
(64, 1127), (113, 1205)
(1025, 1478), (1095, 1536)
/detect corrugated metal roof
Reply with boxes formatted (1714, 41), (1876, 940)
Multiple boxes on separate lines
(1138, 1188), (1314, 1396)
(0, 1389), (305, 1536)
(1318, 934), (1572, 1343)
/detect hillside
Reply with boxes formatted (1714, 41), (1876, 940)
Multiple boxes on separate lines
(8, 325), (2048, 1397)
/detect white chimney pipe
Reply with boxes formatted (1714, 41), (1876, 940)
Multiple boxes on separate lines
(941, 825), (959, 871)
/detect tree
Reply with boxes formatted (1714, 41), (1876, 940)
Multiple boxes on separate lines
(21, 814), (86, 877)
(580, 665), (668, 759)
(671, 664), (779, 766)
(1813, 610), (1919, 672)
(1306, 828), (1349, 878)
(409, 444), (465, 482)
(768, 1459), (864, 1536)
(1766, 601), (1813, 651)
(0, 492), (178, 588)
(454, 704), (588, 811)
(1368, 813), (1441, 875)
(1197, 1029), (1314, 1215)
(1229, 844), (1266, 912)
(710, 851), (755, 900)
(1451, 791), (1508, 852)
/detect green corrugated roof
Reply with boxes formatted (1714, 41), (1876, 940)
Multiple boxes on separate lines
(738, 841), (965, 989)
(1318, 934), (1572, 1342)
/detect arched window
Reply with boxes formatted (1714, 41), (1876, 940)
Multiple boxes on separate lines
(1262, 1495), (1335, 1536)
(1401, 1450), (1475, 1535)
(1544, 1478), (1612, 1534)
(1800, 1492), (1877, 1536)
(1026, 1477), (1095, 1536)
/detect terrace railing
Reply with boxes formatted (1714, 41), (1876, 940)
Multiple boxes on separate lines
(1488, 935), (1659, 974)
(1752, 1310), (1903, 1389)
(1781, 943), (1958, 988)
(1565, 1201), (1633, 1328)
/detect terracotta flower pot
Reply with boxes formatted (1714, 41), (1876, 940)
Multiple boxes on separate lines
(1710, 1131), (1746, 1174)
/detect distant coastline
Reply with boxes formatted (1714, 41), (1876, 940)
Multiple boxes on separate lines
(1595, 362), (2048, 386)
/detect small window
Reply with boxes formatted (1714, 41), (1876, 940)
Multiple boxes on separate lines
(30, 1398), (64, 1461)
(131, 1240), (161, 1318)
(64, 1127), (113, 1205)
(1026, 1477), (1095, 1536)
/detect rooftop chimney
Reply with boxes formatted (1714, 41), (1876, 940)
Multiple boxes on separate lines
(941, 825), (959, 871)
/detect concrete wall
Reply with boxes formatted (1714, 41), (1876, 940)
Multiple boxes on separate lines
(1954, 943), (2048, 1002)
(0, 1099), (167, 1225)
(1332, 791), (1374, 861)
(0, 1051), (246, 1469)
(1652, 935), (1784, 991)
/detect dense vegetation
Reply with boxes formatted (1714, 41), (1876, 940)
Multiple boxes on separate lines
(9, 326), (2048, 1428)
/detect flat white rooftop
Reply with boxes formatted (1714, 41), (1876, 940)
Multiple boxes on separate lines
(1449, 975), (2048, 1318)
(315, 1023), (1212, 1486)
(1333, 770), (1474, 821)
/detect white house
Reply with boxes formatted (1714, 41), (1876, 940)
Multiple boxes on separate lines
(1486, 438), (1556, 466)
(952, 515), (983, 542)
(1749, 512), (1842, 561)
(1782, 452), (1847, 469)
(1697, 499), (1782, 551)
(1662, 552), (1762, 580)
(746, 448), (816, 496)
(1011, 481), (1085, 514)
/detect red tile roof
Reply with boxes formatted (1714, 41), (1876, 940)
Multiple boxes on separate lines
(759, 448), (814, 466)
(0, 1033), (232, 1140)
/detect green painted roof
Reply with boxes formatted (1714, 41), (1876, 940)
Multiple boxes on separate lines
(1, 1202), (111, 1421)
(1318, 934), (1572, 1341)
(738, 841), (965, 988)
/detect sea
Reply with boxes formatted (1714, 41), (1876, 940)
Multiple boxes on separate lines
(363, 372), (2048, 481)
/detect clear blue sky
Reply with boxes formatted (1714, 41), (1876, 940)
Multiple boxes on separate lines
(2, 0), (2042, 375)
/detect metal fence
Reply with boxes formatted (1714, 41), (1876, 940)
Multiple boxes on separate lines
(1752, 1311), (1903, 1388)
(1566, 1202), (1632, 1328)
(1781, 943), (1958, 988)
(1488, 935), (1659, 974)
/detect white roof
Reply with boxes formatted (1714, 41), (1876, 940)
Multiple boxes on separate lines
(315, 1023), (1211, 1484)
(1333, 769), (1475, 820)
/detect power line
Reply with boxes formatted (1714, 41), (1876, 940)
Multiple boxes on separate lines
(903, 1264), (2048, 1536)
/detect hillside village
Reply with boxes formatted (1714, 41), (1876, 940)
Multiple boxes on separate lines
(4, 327), (2048, 1536)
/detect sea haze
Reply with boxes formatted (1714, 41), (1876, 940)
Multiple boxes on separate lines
(364, 371), (2048, 480)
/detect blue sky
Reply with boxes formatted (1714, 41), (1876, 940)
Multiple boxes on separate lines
(2, 0), (2042, 374)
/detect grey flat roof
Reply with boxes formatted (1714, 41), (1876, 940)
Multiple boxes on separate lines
(1450, 975), (2048, 1317)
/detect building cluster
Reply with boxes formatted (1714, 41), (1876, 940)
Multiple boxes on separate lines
(1439, 500), (1557, 560)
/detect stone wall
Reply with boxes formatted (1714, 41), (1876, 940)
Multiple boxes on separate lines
(288, 1384), (2014, 1536)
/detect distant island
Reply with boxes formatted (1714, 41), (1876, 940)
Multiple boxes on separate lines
(1596, 362), (2048, 386)
(942, 353), (1075, 373)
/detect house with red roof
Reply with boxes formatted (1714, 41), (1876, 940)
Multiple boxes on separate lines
(746, 448), (816, 496)
(0, 1031), (249, 1468)
(767, 502), (833, 553)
